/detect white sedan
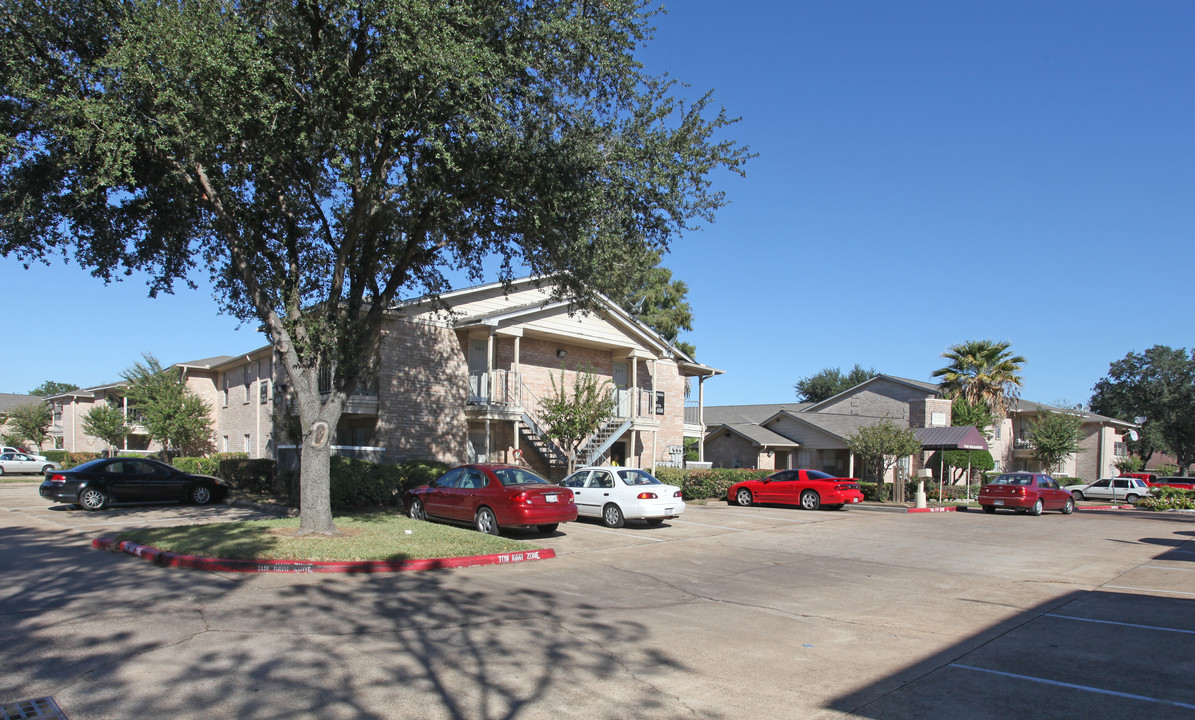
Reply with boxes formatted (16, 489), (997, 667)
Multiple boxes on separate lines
(559, 466), (685, 528)
(0, 452), (61, 476)
(1069, 477), (1152, 504)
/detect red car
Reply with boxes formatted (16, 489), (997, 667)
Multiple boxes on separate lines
(728, 469), (864, 511)
(978, 472), (1074, 515)
(405, 464), (577, 535)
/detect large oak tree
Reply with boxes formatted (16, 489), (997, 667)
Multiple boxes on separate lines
(1, 0), (749, 533)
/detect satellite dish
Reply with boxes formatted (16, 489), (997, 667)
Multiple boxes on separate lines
(1128, 430), (1139, 442)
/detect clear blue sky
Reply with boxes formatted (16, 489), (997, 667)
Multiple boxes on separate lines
(3, 1), (1192, 409)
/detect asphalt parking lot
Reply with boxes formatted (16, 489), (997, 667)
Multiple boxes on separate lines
(2, 480), (1193, 719)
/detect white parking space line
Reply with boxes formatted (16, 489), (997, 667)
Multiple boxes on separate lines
(566, 524), (667, 541)
(1142, 565), (1195, 572)
(1044, 613), (1195, 636)
(670, 519), (750, 532)
(1103, 585), (1195, 597)
(951, 664), (1195, 711)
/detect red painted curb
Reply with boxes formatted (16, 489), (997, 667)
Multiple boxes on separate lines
(906, 506), (963, 513)
(91, 537), (555, 573)
(1076, 504), (1136, 511)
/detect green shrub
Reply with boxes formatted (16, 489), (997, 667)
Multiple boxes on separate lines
(174, 453), (249, 477)
(1139, 485), (1195, 511)
(859, 481), (890, 502)
(283, 457), (450, 511)
(654, 467), (772, 501)
(219, 458), (277, 494)
(43, 450), (68, 464)
(64, 452), (100, 469)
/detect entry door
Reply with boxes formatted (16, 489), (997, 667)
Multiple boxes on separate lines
(612, 362), (630, 417)
(468, 339), (488, 402)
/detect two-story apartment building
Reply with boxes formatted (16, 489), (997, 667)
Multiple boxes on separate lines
(47, 278), (720, 477)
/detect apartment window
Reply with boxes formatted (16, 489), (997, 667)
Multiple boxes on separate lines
(222, 374), (229, 407)
(222, 435), (229, 452)
(243, 434), (251, 453)
(243, 366), (251, 404)
(260, 380), (270, 404)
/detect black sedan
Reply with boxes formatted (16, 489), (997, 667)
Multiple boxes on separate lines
(40, 457), (229, 511)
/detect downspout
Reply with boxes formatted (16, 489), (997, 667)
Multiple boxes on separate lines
(698, 375), (706, 462)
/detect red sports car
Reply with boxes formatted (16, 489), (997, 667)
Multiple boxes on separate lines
(728, 469), (864, 510)
(978, 472), (1074, 515)
(405, 464), (577, 535)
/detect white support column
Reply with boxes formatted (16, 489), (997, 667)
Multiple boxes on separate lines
(698, 376), (706, 462)
(630, 356), (638, 417)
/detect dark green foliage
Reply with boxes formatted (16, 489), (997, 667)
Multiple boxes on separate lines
(1091, 345), (1195, 473)
(858, 481), (891, 502)
(1029, 410), (1084, 473)
(7, 403), (52, 447)
(81, 405), (129, 453)
(794, 365), (879, 403)
(951, 397), (995, 436)
(65, 452), (100, 468)
(844, 420), (921, 482)
(218, 459), (277, 494)
(1139, 486), (1195, 510)
(933, 340), (1025, 419)
(285, 458), (451, 511)
(29, 381), (79, 397)
(653, 467), (771, 500)
(926, 449), (995, 483)
(122, 353), (214, 455)
(173, 453), (249, 476)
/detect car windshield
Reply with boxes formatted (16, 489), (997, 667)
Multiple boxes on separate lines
(492, 468), (550, 487)
(617, 469), (662, 485)
(990, 474), (1033, 486)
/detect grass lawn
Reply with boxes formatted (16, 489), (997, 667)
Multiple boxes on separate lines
(0, 475), (46, 484)
(116, 513), (533, 562)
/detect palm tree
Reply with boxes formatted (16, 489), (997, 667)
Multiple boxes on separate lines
(932, 340), (1026, 419)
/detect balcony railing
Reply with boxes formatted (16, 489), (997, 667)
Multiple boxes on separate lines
(468, 370), (521, 406)
(1014, 436), (1035, 450)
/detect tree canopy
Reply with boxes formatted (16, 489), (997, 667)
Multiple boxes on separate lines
(121, 353), (214, 455)
(932, 340), (1025, 419)
(1, 0), (748, 533)
(538, 364), (617, 473)
(6, 402), (51, 449)
(844, 420), (920, 483)
(29, 381), (79, 397)
(951, 397), (995, 438)
(1090, 345), (1195, 474)
(82, 404), (128, 455)
(794, 365), (879, 403)
(1028, 409), (1084, 475)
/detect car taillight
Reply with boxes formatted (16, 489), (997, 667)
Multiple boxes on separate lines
(835, 484), (856, 491)
(1013, 487), (1026, 496)
(512, 491), (531, 505)
(636, 492), (658, 500)
(48, 474), (66, 484)
(673, 490), (683, 498)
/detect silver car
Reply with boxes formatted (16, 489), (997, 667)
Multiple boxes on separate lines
(1069, 477), (1152, 504)
(0, 452), (61, 476)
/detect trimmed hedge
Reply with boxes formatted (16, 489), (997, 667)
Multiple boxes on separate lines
(654, 467), (772, 501)
(174, 453), (249, 477)
(1139, 485), (1195, 511)
(285, 458), (451, 511)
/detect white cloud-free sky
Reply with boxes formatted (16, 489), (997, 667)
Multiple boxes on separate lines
(3, 1), (1191, 408)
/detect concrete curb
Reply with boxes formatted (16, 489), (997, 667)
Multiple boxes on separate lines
(91, 537), (555, 573)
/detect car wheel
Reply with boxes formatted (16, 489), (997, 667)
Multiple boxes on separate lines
(800, 490), (821, 511)
(645, 518), (665, 526)
(734, 488), (753, 507)
(1030, 499), (1043, 516)
(189, 484), (214, 505)
(981, 504), (996, 514)
(408, 497), (427, 521)
(40, 464), (54, 474)
(0, 466), (5, 476)
(602, 503), (625, 528)
(475, 507), (500, 535)
(536, 523), (559, 534)
(1062, 497), (1074, 515)
(1071, 490), (1085, 501)
(1125, 493), (1139, 504)
(79, 487), (108, 511)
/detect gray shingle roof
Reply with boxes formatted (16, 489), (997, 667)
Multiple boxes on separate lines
(710, 422), (802, 448)
(0, 393), (40, 412)
(703, 403), (810, 426)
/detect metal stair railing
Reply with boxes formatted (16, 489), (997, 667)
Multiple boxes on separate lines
(518, 382), (569, 468)
(582, 416), (633, 466)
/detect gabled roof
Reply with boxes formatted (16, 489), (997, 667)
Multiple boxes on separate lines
(771, 412), (886, 442)
(703, 403), (810, 426)
(392, 276), (723, 377)
(175, 355), (238, 370)
(0, 393), (39, 412)
(705, 422), (802, 448)
(1012, 399), (1137, 428)
(803, 374), (940, 412)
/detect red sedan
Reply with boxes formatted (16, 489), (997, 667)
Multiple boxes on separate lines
(728, 469), (864, 511)
(405, 464), (577, 535)
(978, 472), (1074, 515)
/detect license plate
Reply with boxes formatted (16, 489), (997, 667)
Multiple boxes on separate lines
(994, 500), (1004, 506)
(850, 497), (859, 503)
(664, 508), (673, 514)
(545, 494), (558, 503)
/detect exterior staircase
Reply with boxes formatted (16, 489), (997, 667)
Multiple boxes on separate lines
(581, 416), (633, 467)
(519, 411), (569, 472)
